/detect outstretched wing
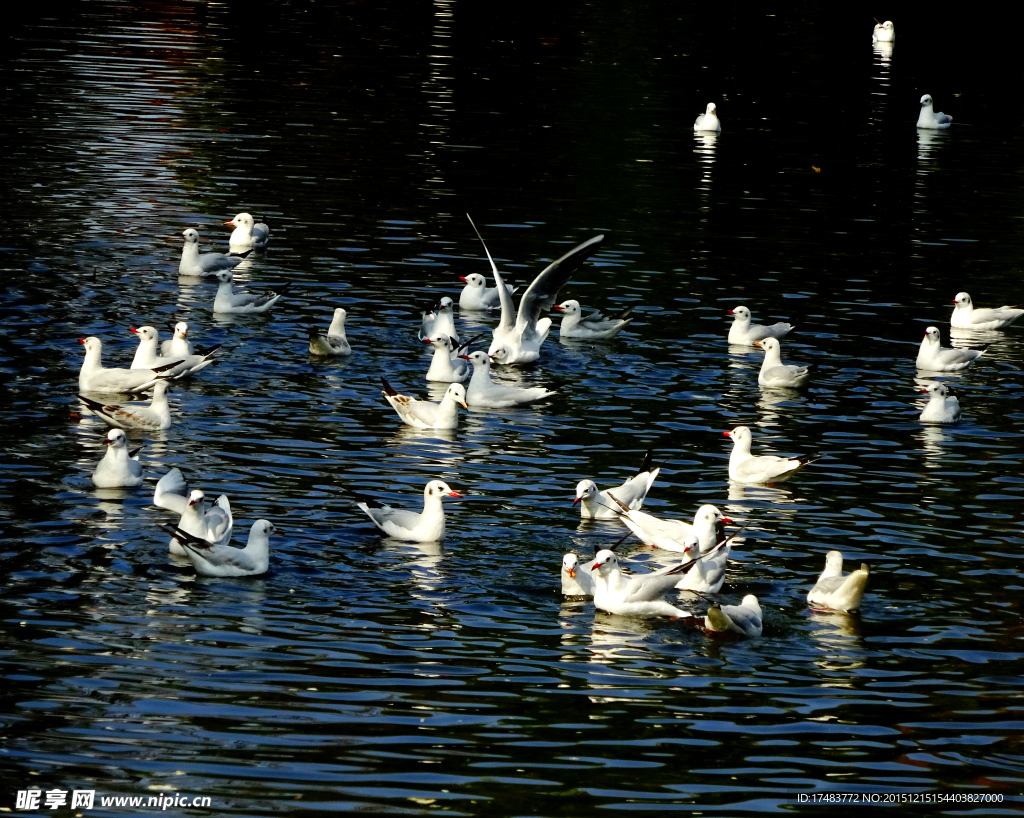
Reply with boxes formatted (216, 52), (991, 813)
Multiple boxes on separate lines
(517, 235), (606, 337)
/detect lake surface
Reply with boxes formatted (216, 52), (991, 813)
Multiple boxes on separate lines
(2, 2), (1024, 814)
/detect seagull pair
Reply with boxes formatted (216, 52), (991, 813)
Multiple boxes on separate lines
(78, 337), (182, 394)
(166, 521), (277, 577)
(153, 469), (233, 555)
(130, 326), (218, 377)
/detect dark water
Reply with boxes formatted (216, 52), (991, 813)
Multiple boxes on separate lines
(2, 2), (1024, 814)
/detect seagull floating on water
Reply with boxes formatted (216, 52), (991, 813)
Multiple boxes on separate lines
(755, 337), (815, 388)
(308, 308), (351, 356)
(78, 337), (181, 394)
(555, 300), (633, 340)
(225, 213), (270, 250)
(561, 553), (597, 596)
(591, 549), (691, 617)
(178, 228), (249, 277)
(349, 480), (461, 542)
(461, 350), (560, 408)
(919, 382), (961, 423)
(951, 292), (1024, 331)
(130, 326), (218, 377)
(574, 450), (660, 519)
(610, 497), (731, 554)
(458, 273), (516, 311)
(807, 551), (869, 612)
(917, 94), (952, 130)
(704, 595), (762, 637)
(91, 429), (143, 488)
(418, 297), (458, 342)
(423, 334), (471, 382)
(381, 377), (467, 429)
(725, 426), (820, 484)
(79, 381), (173, 431)
(154, 468), (233, 555)
(167, 520), (277, 577)
(728, 306), (794, 346)
(213, 270), (290, 314)
(160, 322), (195, 357)
(872, 20), (895, 42)
(917, 326), (986, 372)
(693, 102), (721, 132)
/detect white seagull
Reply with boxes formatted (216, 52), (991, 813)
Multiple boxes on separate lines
(917, 94), (952, 130)
(79, 381), (173, 431)
(461, 350), (560, 408)
(309, 308), (351, 356)
(555, 300), (633, 340)
(467, 215), (606, 364)
(130, 326), (218, 377)
(167, 520), (277, 578)
(418, 297), (458, 342)
(160, 322), (196, 357)
(704, 595), (762, 637)
(727, 306), (794, 346)
(213, 270), (290, 314)
(951, 292), (1024, 331)
(919, 382), (961, 423)
(591, 549), (691, 618)
(153, 468), (233, 555)
(872, 20), (895, 43)
(423, 334), (471, 382)
(178, 228), (249, 277)
(725, 425), (820, 484)
(610, 497), (731, 555)
(381, 377), (467, 429)
(78, 337), (181, 394)
(673, 533), (730, 594)
(91, 429), (144, 488)
(574, 450), (660, 519)
(694, 102), (721, 132)
(917, 326), (986, 372)
(225, 212), (270, 250)
(807, 551), (870, 612)
(755, 337), (815, 388)
(561, 553), (597, 596)
(350, 480), (461, 542)
(458, 273), (515, 311)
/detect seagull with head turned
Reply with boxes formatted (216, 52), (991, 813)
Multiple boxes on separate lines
(727, 305), (794, 346)
(423, 334), (471, 382)
(574, 450), (660, 519)
(872, 20), (895, 42)
(91, 429), (143, 488)
(917, 94), (952, 130)
(347, 480), (461, 543)
(153, 468), (233, 555)
(919, 382), (961, 423)
(178, 228), (249, 277)
(167, 520), (277, 578)
(917, 326), (986, 372)
(225, 212), (270, 250)
(308, 308), (351, 356)
(418, 297), (458, 342)
(160, 322), (195, 357)
(590, 549), (692, 618)
(951, 292), (1024, 331)
(458, 272), (516, 311)
(561, 553), (597, 596)
(755, 337), (815, 388)
(704, 595), (763, 637)
(808, 551), (869, 612)
(725, 426), (820, 484)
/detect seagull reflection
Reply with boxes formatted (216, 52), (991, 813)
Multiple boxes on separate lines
(586, 612), (656, 665)
(917, 423), (948, 462)
(807, 609), (865, 658)
(693, 131), (718, 206)
(387, 540), (445, 593)
(871, 41), (894, 64)
(757, 386), (804, 423)
(917, 128), (949, 170)
(727, 480), (795, 509)
(948, 326), (1004, 347)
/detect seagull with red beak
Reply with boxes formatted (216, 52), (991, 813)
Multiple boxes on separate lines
(348, 480), (461, 543)
(724, 426), (820, 484)
(590, 549), (691, 618)
(608, 494), (731, 555)
(574, 450), (660, 519)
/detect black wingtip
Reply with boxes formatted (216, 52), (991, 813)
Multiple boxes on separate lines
(381, 376), (399, 397)
(796, 452), (822, 466)
(128, 445), (144, 458)
(636, 449), (654, 476)
(152, 359), (186, 373)
(78, 394), (106, 413)
(339, 485), (383, 509)
(195, 343), (221, 357)
(606, 491), (630, 514)
(615, 305), (635, 321)
(275, 282), (293, 297)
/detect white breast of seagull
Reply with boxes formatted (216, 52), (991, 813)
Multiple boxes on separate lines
(917, 94), (952, 130)
(91, 430), (143, 488)
(807, 551), (869, 612)
(951, 292), (1024, 331)
(919, 382), (961, 423)
(78, 337), (173, 394)
(590, 550), (691, 617)
(727, 306), (794, 345)
(694, 102), (721, 132)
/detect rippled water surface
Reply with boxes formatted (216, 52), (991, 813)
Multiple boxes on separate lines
(2, 3), (1024, 814)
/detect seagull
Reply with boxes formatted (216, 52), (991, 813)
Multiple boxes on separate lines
(308, 308), (351, 356)
(590, 549), (691, 618)
(153, 468), (233, 555)
(467, 215), (606, 364)
(381, 377), (467, 429)
(78, 337), (181, 394)
(917, 94), (952, 130)
(166, 520), (277, 578)
(79, 381), (172, 431)
(561, 553), (596, 596)
(461, 350), (560, 408)
(212, 270), (290, 314)
(91, 429), (143, 488)
(807, 551), (870, 612)
(755, 337), (815, 388)
(727, 306), (794, 346)
(673, 533), (729, 594)
(178, 228), (249, 277)
(694, 102), (721, 132)
(348, 480), (461, 542)
(609, 497), (731, 554)
(574, 450), (660, 519)
(872, 20), (895, 42)
(160, 322), (195, 357)
(423, 334), (471, 382)
(725, 426), (820, 484)
(704, 595), (762, 637)
(129, 326), (218, 377)
(418, 297), (458, 342)
(951, 292), (1024, 331)
(458, 273), (516, 310)
(919, 382), (961, 423)
(917, 326), (986, 372)
(225, 212), (270, 250)
(555, 300), (633, 340)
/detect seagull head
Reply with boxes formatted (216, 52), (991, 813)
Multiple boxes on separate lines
(920, 382), (948, 398)
(438, 297), (454, 311)
(562, 553), (579, 578)
(923, 326), (940, 344)
(696, 504), (731, 528)
(426, 480), (462, 499)
(463, 350), (491, 368)
(214, 270), (234, 284)
(487, 346), (509, 364)
(461, 273), (485, 288)
(592, 549), (618, 573)
(188, 490), (206, 508)
(574, 479), (598, 506)
(706, 102), (717, 115)
(133, 326), (158, 342)
(554, 300), (580, 315)
(682, 534), (699, 555)
(226, 213), (253, 229)
(80, 337), (100, 353)
(724, 425), (751, 446)
(105, 429), (126, 447)
(755, 337), (778, 353)
(729, 305), (750, 320)
(426, 334), (451, 350)
(174, 322), (189, 338)
(920, 94), (933, 107)
(953, 292), (971, 308)
(446, 383), (469, 410)
(181, 228), (199, 244)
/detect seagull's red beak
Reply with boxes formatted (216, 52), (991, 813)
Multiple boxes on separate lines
(78, 338), (86, 344)
(572, 497), (581, 505)
(129, 327), (138, 334)
(592, 561), (600, 571)
(568, 567), (576, 578)
(448, 491), (462, 498)
(920, 388), (929, 393)
(459, 276), (467, 282)
(728, 309), (734, 315)
(422, 338), (434, 345)
(554, 305), (563, 311)
(952, 299), (957, 304)
(459, 354), (471, 360)
(722, 517), (733, 524)
(723, 431), (731, 437)
(224, 220), (234, 226)
(189, 498), (197, 506)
